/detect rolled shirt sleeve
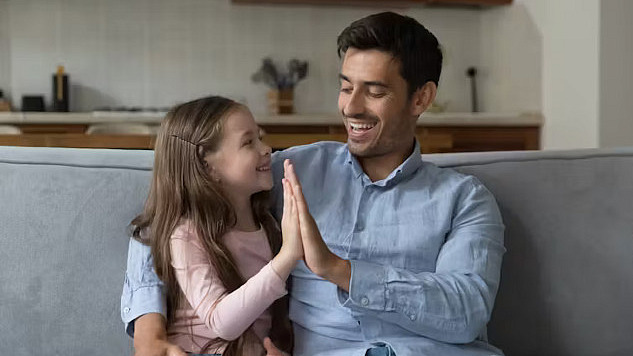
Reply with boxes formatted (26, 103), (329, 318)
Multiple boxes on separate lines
(120, 237), (167, 337)
(338, 178), (505, 344)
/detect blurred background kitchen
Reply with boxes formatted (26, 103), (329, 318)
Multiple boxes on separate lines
(0, 0), (631, 151)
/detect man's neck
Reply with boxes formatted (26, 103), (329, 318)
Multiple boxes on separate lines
(358, 142), (416, 182)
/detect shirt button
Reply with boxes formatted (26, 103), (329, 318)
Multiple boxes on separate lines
(361, 297), (369, 306)
(124, 307), (131, 313)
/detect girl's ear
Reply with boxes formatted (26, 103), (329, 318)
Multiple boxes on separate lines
(203, 156), (221, 183)
(208, 165), (222, 184)
(409, 81), (437, 117)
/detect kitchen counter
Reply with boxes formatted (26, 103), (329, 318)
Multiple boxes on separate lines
(1, 111), (542, 152)
(0, 111), (543, 127)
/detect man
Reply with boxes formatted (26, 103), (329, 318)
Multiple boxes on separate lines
(122, 12), (505, 356)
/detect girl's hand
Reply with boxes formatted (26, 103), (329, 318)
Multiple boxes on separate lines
(285, 161), (351, 291)
(263, 337), (291, 356)
(271, 160), (304, 280)
(280, 161), (303, 261)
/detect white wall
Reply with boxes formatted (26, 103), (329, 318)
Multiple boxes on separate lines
(0, 0), (10, 101)
(478, 3), (542, 115)
(518, 0), (601, 149)
(4, 0), (485, 114)
(599, 0), (633, 148)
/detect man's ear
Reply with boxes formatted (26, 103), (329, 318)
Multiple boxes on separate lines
(409, 81), (437, 117)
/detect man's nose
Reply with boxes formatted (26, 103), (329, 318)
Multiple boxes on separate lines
(343, 90), (364, 118)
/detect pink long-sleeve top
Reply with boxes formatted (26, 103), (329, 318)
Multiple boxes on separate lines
(166, 221), (287, 354)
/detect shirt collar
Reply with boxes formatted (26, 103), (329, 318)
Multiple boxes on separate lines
(345, 140), (424, 186)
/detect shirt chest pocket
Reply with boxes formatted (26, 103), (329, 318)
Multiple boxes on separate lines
(353, 221), (447, 273)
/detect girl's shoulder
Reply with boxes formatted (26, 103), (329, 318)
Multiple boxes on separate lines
(170, 219), (198, 242)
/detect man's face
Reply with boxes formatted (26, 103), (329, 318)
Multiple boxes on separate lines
(338, 48), (417, 159)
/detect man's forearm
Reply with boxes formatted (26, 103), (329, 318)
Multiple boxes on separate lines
(341, 259), (498, 344)
(133, 313), (168, 351)
(323, 257), (351, 292)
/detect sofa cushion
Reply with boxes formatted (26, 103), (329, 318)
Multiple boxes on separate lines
(424, 148), (633, 356)
(0, 146), (153, 355)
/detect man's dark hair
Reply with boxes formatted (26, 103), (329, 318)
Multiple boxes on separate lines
(337, 11), (443, 97)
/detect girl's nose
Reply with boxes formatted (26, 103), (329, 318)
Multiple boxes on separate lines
(262, 142), (272, 156)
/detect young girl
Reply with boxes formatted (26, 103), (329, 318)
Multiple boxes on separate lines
(131, 96), (302, 355)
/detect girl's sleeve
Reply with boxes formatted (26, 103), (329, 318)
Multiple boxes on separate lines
(170, 228), (287, 341)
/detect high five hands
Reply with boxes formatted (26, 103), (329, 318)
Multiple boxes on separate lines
(266, 161), (352, 356)
(282, 159), (351, 292)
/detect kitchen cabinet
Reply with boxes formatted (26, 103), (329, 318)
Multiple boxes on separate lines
(426, 0), (511, 5)
(2, 123), (537, 153)
(232, 0), (511, 6)
(1, 112), (539, 152)
(259, 124), (537, 153)
(0, 133), (155, 149)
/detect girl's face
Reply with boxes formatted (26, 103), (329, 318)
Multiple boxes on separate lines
(204, 107), (273, 198)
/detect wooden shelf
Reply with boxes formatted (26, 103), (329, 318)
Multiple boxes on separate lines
(0, 134), (155, 150)
(232, 0), (511, 6)
(1, 121), (538, 153)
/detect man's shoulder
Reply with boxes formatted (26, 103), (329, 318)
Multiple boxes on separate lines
(419, 160), (475, 182)
(272, 141), (347, 165)
(418, 160), (488, 195)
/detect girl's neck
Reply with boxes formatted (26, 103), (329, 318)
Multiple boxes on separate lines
(226, 193), (259, 232)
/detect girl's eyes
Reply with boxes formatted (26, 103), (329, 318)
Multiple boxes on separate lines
(340, 87), (353, 94)
(242, 136), (264, 147)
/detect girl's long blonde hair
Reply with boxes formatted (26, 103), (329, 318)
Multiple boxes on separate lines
(132, 96), (292, 355)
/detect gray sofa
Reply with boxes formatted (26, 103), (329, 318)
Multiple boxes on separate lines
(1, 145), (632, 356)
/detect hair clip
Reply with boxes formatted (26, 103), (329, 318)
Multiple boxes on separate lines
(170, 134), (198, 147)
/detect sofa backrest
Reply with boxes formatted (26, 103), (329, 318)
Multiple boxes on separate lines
(0, 146), (153, 355)
(1, 146), (632, 355)
(424, 148), (633, 356)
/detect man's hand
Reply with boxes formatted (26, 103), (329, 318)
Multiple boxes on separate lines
(263, 337), (290, 356)
(134, 339), (186, 356)
(284, 160), (351, 291)
(133, 313), (186, 356)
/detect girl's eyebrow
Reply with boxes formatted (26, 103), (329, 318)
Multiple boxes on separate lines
(238, 128), (264, 140)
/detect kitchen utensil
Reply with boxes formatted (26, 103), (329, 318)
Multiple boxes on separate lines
(21, 95), (45, 112)
(466, 66), (478, 113)
(52, 65), (69, 112)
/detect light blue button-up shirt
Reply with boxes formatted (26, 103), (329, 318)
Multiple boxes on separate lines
(122, 141), (505, 356)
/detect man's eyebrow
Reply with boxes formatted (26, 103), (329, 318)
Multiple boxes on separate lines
(338, 74), (388, 88)
(364, 81), (389, 88)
